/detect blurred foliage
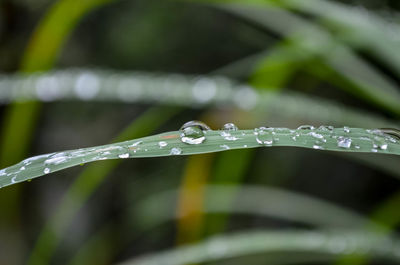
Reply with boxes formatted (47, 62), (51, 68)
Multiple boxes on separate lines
(1, 0), (400, 265)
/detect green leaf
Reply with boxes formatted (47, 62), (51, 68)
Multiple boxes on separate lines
(0, 70), (397, 128)
(1, 127), (399, 189)
(214, 2), (400, 115)
(115, 229), (400, 265)
(66, 184), (378, 265)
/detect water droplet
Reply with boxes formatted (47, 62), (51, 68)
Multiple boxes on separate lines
(243, 144), (248, 148)
(170, 147), (182, 155)
(379, 128), (400, 142)
(129, 141), (143, 147)
(44, 168), (50, 174)
(343, 126), (350, 133)
(222, 123), (238, 131)
(372, 136), (388, 150)
(220, 144), (230, 150)
(297, 125), (315, 130)
(158, 141), (168, 148)
(371, 148), (378, 153)
(254, 127), (274, 146)
(20, 166), (25, 171)
(45, 156), (67, 165)
(309, 132), (324, 139)
(118, 153), (129, 159)
(220, 131), (239, 141)
(318, 125), (334, 131)
(313, 145), (324, 150)
(337, 137), (352, 149)
(180, 121), (209, 145)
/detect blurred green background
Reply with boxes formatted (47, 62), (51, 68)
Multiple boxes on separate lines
(1, 0), (400, 264)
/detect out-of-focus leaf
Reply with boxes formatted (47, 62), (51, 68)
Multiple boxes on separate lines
(116, 229), (400, 265)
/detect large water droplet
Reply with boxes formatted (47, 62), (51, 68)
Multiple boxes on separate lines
(343, 126), (350, 133)
(180, 121), (209, 145)
(254, 127), (274, 146)
(44, 168), (50, 174)
(222, 123), (238, 131)
(170, 147), (182, 155)
(337, 137), (352, 149)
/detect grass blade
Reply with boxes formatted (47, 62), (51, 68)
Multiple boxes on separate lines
(116, 229), (400, 265)
(278, 0), (400, 77)
(1, 127), (399, 189)
(133, 185), (375, 231)
(65, 184), (377, 265)
(215, 2), (400, 115)
(0, 69), (397, 128)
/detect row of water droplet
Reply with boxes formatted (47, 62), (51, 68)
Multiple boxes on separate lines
(0, 121), (399, 188)
(177, 121), (399, 154)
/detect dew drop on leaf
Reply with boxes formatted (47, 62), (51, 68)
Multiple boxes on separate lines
(118, 153), (129, 159)
(170, 147), (182, 155)
(337, 137), (352, 149)
(372, 136), (389, 150)
(254, 127), (274, 146)
(379, 128), (400, 142)
(220, 131), (239, 141)
(222, 123), (238, 131)
(309, 132), (324, 139)
(318, 125), (334, 131)
(130, 141), (143, 147)
(158, 141), (168, 148)
(44, 168), (50, 174)
(180, 120), (209, 145)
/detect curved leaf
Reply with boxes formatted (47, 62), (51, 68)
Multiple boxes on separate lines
(116, 229), (400, 265)
(1, 127), (399, 188)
